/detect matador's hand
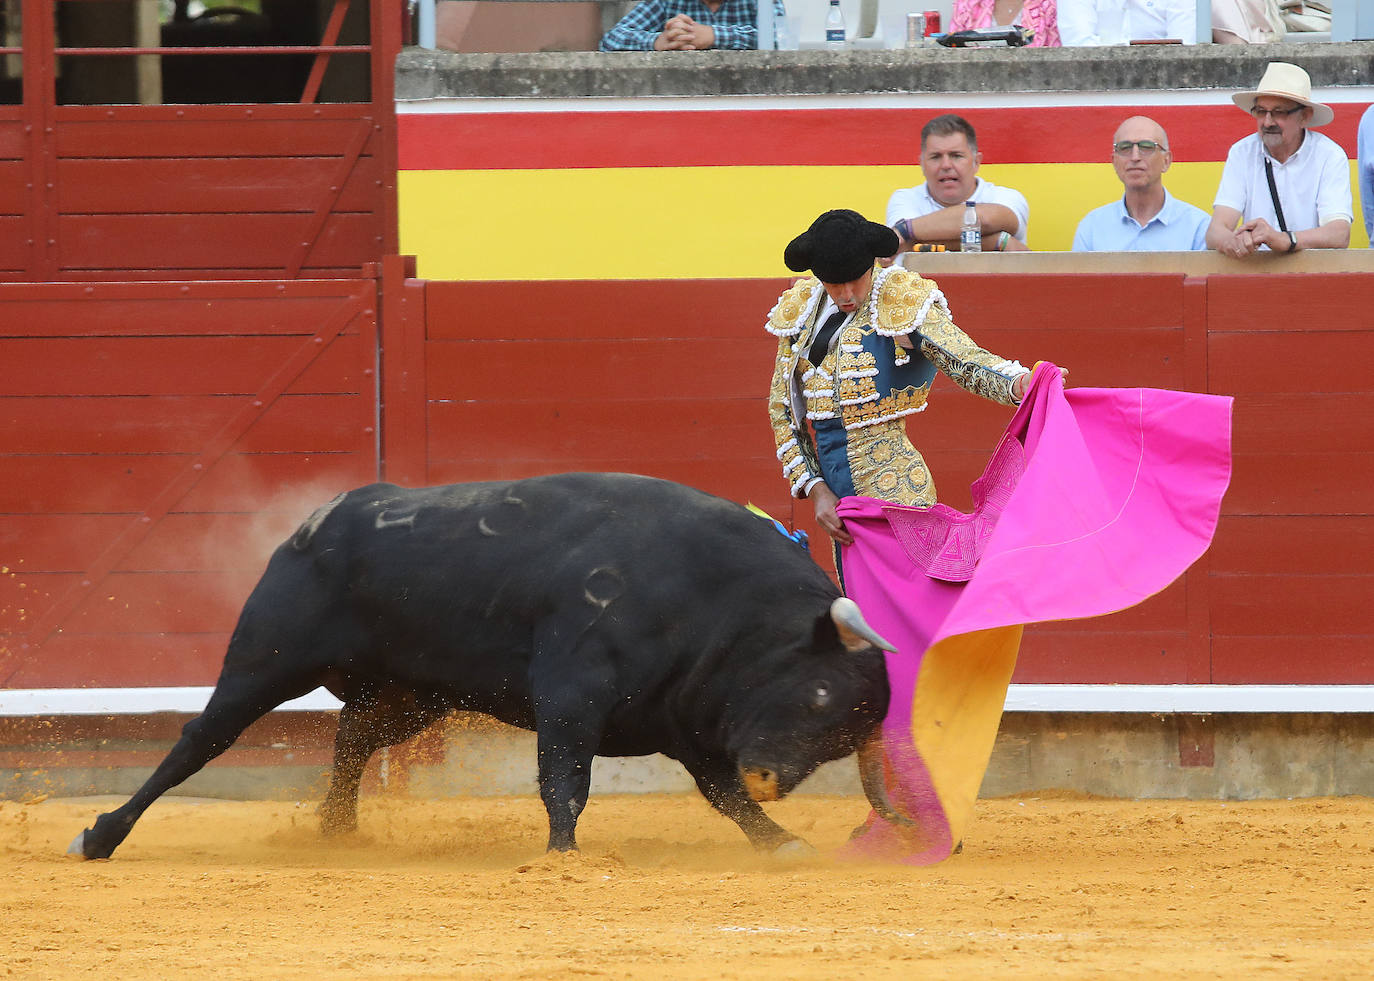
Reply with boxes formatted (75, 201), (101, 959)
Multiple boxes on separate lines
(809, 482), (853, 546)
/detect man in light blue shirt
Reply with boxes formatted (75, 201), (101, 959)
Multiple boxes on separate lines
(1357, 104), (1374, 243)
(1073, 116), (1209, 252)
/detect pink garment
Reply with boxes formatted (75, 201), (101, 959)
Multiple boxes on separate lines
(948, 0), (1061, 45)
(837, 363), (1232, 863)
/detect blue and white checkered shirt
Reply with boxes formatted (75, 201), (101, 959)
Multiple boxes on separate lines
(600, 0), (786, 50)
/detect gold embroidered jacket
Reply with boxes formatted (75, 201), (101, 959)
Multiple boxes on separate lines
(765, 265), (1027, 498)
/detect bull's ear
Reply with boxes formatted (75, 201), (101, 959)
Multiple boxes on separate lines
(830, 597), (897, 653)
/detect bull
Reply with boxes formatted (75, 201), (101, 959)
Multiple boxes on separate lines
(70, 473), (906, 859)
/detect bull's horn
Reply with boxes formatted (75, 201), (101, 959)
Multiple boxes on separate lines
(830, 597), (897, 653)
(857, 732), (914, 827)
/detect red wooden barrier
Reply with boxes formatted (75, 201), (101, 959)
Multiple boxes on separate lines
(4, 267), (1371, 692)
(383, 269), (1374, 687)
(0, 280), (381, 689)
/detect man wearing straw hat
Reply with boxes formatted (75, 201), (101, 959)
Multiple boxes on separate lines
(1205, 62), (1352, 258)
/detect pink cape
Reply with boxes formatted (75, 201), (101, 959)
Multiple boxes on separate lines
(836, 363), (1232, 864)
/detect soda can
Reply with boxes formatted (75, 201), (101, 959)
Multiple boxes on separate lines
(923, 9), (941, 36)
(906, 12), (922, 46)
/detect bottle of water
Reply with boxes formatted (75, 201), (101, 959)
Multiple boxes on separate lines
(825, 0), (846, 47)
(960, 201), (981, 253)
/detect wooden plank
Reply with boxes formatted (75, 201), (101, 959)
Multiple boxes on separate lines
(64, 571), (252, 635)
(1, 515), (127, 574)
(0, 290), (370, 337)
(0, 572), (80, 633)
(1207, 274), (1374, 333)
(1231, 393), (1374, 453)
(55, 116), (381, 159)
(1208, 515), (1374, 576)
(1014, 630), (1191, 684)
(1, 633), (233, 688)
(56, 155), (383, 215)
(175, 451), (377, 512)
(426, 338), (774, 403)
(425, 327), (1183, 404)
(1, 513), (302, 574)
(933, 273), (1186, 333)
(1211, 331), (1374, 394)
(0, 336), (366, 396)
(1210, 574), (1374, 636)
(0, 121), (25, 158)
(0, 453), (373, 513)
(426, 398), (777, 465)
(425, 279), (790, 341)
(0, 217), (28, 270)
(56, 212), (382, 271)
(121, 512), (305, 574)
(0, 161), (25, 213)
(1225, 452), (1374, 516)
(0, 395), (371, 454)
(424, 457), (792, 524)
(1211, 635), (1374, 685)
(30, 266), (371, 282)
(0, 456), (186, 513)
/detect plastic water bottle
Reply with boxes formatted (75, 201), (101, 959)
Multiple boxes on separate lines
(960, 201), (981, 253)
(825, 0), (846, 47)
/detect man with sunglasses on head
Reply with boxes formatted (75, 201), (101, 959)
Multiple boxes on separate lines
(1206, 62), (1352, 258)
(1073, 116), (1209, 252)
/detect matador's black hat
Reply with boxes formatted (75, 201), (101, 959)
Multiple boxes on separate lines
(784, 209), (898, 284)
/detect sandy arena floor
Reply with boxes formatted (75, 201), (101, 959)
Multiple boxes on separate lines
(3, 791), (1373, 979)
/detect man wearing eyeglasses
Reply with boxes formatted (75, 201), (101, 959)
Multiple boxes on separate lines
(1206, 62), (1352, 258)
(1073, 116), (1209, 252)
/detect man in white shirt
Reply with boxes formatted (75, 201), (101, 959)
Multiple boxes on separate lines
(1058, 0), (1196, 45)
(1206, 62), (1352, 258)
(885, 114), (1030, 253)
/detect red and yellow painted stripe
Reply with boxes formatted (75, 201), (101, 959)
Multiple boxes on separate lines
(397, 92), (1373, 280)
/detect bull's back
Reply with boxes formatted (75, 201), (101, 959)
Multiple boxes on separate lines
(250, 474), (832, 724)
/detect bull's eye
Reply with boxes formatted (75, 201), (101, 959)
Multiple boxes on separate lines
(812, 685), (831, 709)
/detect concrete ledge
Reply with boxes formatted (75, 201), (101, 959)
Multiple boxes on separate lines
(8, 712), (1374, 802)
(396, 41), (1374, 100)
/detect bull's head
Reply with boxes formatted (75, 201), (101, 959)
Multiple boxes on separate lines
(737, 598), (914, 828)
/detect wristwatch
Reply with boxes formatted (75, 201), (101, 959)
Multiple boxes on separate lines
(1287, 231), (1298, 253)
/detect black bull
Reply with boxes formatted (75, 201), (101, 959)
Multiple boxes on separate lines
(71, 473), (910, 859)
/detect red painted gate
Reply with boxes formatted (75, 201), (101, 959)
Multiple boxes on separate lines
(0, 278), (380, 689)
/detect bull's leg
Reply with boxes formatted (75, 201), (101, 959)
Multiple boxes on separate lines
(680, 754), (802, 853)
(530, 656), (614, 852)
(319, 686), (448, 835)
(69, 673), (317, 860)
(533, 718), (600, 852)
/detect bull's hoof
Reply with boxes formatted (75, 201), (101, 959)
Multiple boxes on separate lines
(317, 803), (358, 837)
(66, 828), (108, 860)
(770, 838), (817, 858)
(319, 817), (358, 837)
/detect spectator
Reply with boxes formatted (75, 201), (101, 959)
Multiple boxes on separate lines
(1206, 62), (1352, 258)
(599, 0), (784, 50)
(885, 114), (1030, 253)
(1073, 116), (1209, 251)
(948, 0), (1061, 45)
(1358, 104), (1374, 243)
(1210, 0), (1284, 43)
(1057, 0), (1195, 44)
